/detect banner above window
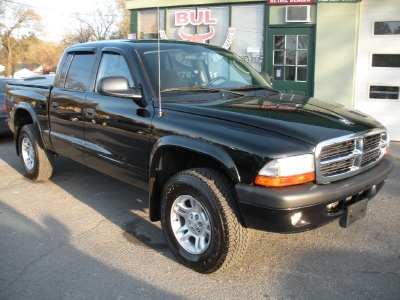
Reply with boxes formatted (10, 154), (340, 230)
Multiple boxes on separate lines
(313, 0), (361, 3)
(267, 0), (313, 4)
(267, 0), (362, 4)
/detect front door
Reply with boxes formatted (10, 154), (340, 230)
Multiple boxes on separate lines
(267, 27), (315, 96)
(83, 50), (153, 188)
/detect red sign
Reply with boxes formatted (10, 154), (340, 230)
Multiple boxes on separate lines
(267, 0), (313, 4)
(175, 10), (217, 26)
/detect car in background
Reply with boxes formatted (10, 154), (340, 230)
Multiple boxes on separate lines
(1, 74), (55, 135)
(1, 77), (20, 134)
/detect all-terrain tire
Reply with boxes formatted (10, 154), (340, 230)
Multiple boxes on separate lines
(161, 168), (249, 274)
(19, 124), (54, 181)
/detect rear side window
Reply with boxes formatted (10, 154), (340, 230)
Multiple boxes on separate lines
(58, 53), (95, 91)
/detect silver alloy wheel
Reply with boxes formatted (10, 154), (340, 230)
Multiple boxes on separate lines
(170, 195), (211, 254)
(21, 137), (35, 171)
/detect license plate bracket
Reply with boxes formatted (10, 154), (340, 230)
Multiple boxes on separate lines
(339, 199), (368, 228)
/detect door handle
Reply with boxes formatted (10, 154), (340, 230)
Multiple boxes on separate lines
(52, 102), (59, 110)
(85, 108), (95, 118)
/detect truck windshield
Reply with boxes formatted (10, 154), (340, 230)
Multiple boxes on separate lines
(137, 43), (272, 100)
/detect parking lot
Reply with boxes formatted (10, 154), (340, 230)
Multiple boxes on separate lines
(1, 133), (399, 300)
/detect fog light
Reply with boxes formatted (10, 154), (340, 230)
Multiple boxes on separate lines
(326, 201), (339, 212)
(291, 212), (302, 226)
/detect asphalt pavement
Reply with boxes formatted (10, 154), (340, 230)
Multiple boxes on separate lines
(0, 132), (399, 300)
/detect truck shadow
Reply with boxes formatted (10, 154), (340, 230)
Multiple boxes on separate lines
(0, 200), (184, 299)
(50, 154), (172, 256)
(1, 133), (174, 264)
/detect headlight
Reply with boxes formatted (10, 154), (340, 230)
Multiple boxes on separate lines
(254, 154), (315, 187)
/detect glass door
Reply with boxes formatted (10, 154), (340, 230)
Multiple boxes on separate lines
(267, 27), (315, 96)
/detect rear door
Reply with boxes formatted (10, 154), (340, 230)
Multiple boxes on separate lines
(49, 49), (97, 164)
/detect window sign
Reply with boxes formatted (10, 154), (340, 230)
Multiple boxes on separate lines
(175, 10), (216, 26)
(163, 8), (234, 48)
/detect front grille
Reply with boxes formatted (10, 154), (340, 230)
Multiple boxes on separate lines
(361, 148), (381, 166)
(363, 134), (381, 151)
(320, 140), (355, 161)
(321, 158), (354, 177)
(315, 130), (388, 184)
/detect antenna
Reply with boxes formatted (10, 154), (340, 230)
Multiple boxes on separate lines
(157, 6), (163, 118)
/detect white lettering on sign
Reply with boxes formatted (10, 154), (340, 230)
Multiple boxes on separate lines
(222, 28), (235, 49)
(175, 10), (217, 26)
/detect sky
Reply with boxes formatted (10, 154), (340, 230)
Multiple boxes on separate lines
(11, 0), (104, 42)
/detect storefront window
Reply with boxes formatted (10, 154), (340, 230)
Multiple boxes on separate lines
(137, 5), (264, 72)
(198, 6), (229, 47)
(138, 9), (165, 39)
(166, 8), (196, 40)
(231, 4), (264, 72)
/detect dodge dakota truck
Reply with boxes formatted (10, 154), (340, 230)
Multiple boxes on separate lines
(5, 39), (394, 274)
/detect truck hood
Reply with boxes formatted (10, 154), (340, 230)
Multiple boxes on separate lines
(161, 92), (385, 145)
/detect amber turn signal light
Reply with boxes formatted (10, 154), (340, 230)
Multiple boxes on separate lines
(254, 172), (315, 187)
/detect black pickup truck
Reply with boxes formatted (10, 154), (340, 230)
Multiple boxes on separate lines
(5, 40), (394, 274)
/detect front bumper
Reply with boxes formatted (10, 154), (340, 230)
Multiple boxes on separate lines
(235, 154), (394, 233)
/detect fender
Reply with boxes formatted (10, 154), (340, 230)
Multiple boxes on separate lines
(148, 135), (241, 221)
(12, 103), (46, 156)
(8, 86), (53, 155)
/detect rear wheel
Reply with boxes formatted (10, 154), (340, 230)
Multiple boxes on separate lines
(19, 124), (54, 181)
(161, 168), (248, 274)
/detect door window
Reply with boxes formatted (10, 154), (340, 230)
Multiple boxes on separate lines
(62, 53), (95, 91)
(95, 53), (134, 91)
(273, 35), (308, 82)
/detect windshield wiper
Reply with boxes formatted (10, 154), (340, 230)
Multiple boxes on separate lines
(162, 86), (245, 97)
(229, 85), (275, 92)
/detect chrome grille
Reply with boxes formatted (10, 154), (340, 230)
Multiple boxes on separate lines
(320, 158), (354, 177)
(315, 130), (388, 184)
(361, 148), (381, 166)
(320, 140), (355, 162)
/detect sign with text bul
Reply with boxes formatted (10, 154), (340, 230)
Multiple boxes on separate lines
(267, 0), (314, 5)
(175, 10), (217, 26)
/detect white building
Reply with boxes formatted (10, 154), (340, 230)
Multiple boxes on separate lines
(13, 68), (35, 79)
(355, 0), (400, 141)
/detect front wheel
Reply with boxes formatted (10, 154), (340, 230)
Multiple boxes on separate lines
(161, 168), (248, 274)
(19, 124), (54, 181)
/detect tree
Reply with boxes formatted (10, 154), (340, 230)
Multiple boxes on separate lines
(61, 0), (130, 47)
(115, 0), (131, 39)
(0, 2), (41, 76)
(22, 36), (64, 74)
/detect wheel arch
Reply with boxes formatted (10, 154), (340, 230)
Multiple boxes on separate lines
(148, 135), (241, 222)
(13, 104), (41, 156)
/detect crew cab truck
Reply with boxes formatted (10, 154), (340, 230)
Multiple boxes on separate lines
(6, 40), (394, 274)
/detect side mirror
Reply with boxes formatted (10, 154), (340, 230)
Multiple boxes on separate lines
(97, 76), (142, 99)
(260, 71), (273, 86)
